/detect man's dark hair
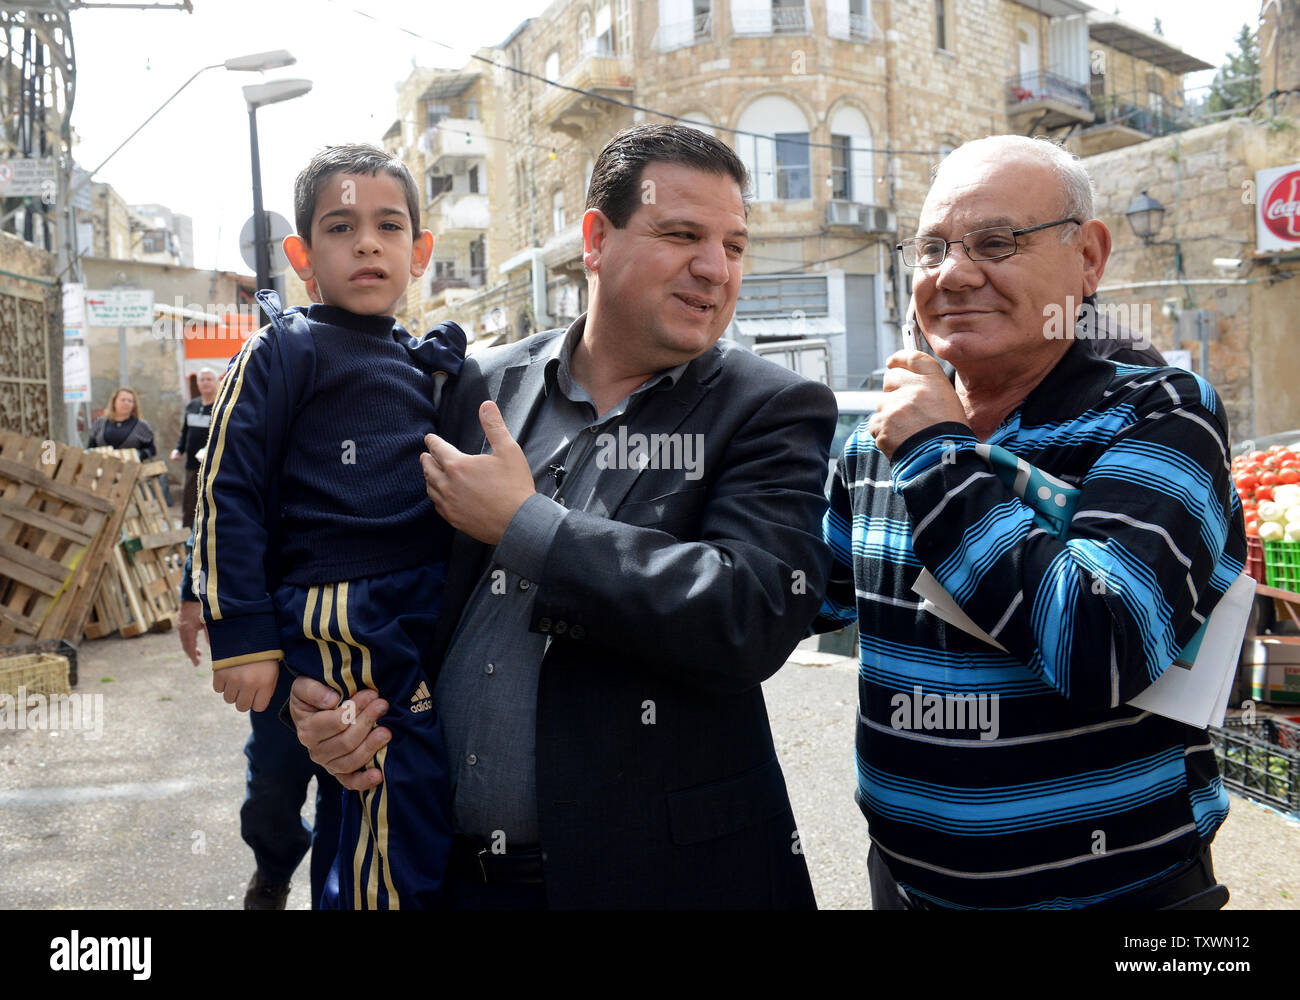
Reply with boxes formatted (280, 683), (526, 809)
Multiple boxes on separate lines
(585, 123), (751, 227)
(293, 143), (421, 242)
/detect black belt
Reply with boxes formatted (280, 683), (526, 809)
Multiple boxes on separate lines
(449, 836), (545, 885)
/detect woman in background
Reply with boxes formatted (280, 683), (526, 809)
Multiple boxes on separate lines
(86, 386), (156, 460)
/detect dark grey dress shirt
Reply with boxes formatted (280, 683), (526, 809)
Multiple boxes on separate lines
(433, 318), (686, 848)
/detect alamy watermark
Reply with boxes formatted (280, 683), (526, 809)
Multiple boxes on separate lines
(1043, 295), (1152, 351)
(0, 687), (104, 740)
(890, 685), (1000, 741)
(150, 297), (260, 341)
(593, 426), (704, 481)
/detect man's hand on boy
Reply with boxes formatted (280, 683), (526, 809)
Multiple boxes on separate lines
(288, 676), (388, 791)
(212, 658), (279, 713)
(422, 400), (535, 545)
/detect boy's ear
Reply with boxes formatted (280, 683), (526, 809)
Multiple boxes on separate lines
(283, 234), (313, 280)
(410, 230), (435, 277)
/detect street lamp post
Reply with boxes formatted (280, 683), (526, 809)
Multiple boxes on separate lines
(243, 79), (313, 321)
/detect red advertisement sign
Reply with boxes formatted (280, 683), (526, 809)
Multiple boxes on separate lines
(1262, 169), (1300, 243)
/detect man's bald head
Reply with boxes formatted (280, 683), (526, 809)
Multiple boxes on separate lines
(930, 135), (1095, 241)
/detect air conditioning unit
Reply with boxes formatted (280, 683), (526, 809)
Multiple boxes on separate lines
(826, 199), (859, 226)
(865, 206), (896, 235)
(826, 201), (897, 235)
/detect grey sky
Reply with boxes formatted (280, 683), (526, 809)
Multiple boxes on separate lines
(67, 0), (1255, 275)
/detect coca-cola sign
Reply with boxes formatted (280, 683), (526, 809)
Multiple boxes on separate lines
(1257, 163), (1300, 252)
(1263, 171), (1300, 241)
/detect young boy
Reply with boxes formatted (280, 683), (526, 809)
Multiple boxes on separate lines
(191, 144), (464, 909)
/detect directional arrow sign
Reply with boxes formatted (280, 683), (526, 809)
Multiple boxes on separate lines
(84, 288), (155, 327)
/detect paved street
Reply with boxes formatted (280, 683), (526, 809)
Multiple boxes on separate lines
(0, 630), (1296, 910)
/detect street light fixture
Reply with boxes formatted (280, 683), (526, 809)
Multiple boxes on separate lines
(71, 50), (299, 200)
(1124, 189), (1166, 244)
(243, 79), (313, 319)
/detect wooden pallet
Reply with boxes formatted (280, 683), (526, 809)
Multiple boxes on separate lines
(85, 561), (133, 638)
(84, 449), (185, 637)
(0, 431), (140, 644)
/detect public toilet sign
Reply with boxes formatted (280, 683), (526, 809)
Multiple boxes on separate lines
(1257, 163), (1300, 253)
(85, 288), (155, 327)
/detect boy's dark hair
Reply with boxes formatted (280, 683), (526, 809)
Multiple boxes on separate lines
(585, 123), (750, 228)
(293, 143), (421, 242)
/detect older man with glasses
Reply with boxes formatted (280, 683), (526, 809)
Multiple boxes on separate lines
(815, 135), (1246, 910)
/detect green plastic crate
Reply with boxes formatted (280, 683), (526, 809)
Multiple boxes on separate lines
(1263, 538), (1300, 592)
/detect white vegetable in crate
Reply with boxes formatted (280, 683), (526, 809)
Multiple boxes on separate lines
(1273, 484), (1300, 509)
(1287, 522), (1300, 542)
(1260, 520), (1286, 541)
(1258, 500), (1286, 522)
(1287, 505), (1300, 524)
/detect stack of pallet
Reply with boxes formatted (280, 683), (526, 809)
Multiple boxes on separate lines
(84, 449), (189, 638)
(0, 431), (141, 646)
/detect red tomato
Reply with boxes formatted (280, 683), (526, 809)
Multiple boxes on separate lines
(1257, 486), (1275, 502)
(1236, 474), (1260, 492)
(1280, 468), (1300, 485)
(1261, 472), (1281, 487)
(1246, 521), (1260, 537)
(1281, 453), (1300, 467)
(1250, 451), (1268, 463)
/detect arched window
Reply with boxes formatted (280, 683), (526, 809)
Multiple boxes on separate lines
(579, 9), (592, 52)
(829, 105), (874, 204)
(545, 50), (560, 86)
(735, 95), (810, 201)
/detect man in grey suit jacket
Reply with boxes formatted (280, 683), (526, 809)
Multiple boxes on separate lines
(290, 123), (836, 908)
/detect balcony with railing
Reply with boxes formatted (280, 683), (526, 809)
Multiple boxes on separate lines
(731, 3), (809, 36)
(429, 192), (490, 236)
(1072, 91), (1197, 156)
(422, 117), (487, 169)
(538, 51), (635, 137)
(1005, 70), (1093, 129)
(428, 268), (487, 297)
(652, 12), (713, 52)
(827, 10), (880, 43)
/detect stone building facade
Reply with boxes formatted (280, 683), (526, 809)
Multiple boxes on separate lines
(1079, 2), (1300, 445)
(384, 0), (1204, 391)
(89, 182), (132, 262)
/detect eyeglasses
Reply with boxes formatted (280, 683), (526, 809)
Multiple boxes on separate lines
(896, 217), (1082, 268)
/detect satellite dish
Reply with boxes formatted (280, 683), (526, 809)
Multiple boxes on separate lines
(239, 210), (292, 274)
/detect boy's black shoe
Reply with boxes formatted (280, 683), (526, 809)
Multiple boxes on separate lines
(243, 871), (291, 910)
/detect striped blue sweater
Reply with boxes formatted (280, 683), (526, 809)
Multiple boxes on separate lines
(815, 341), (1247, 909)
